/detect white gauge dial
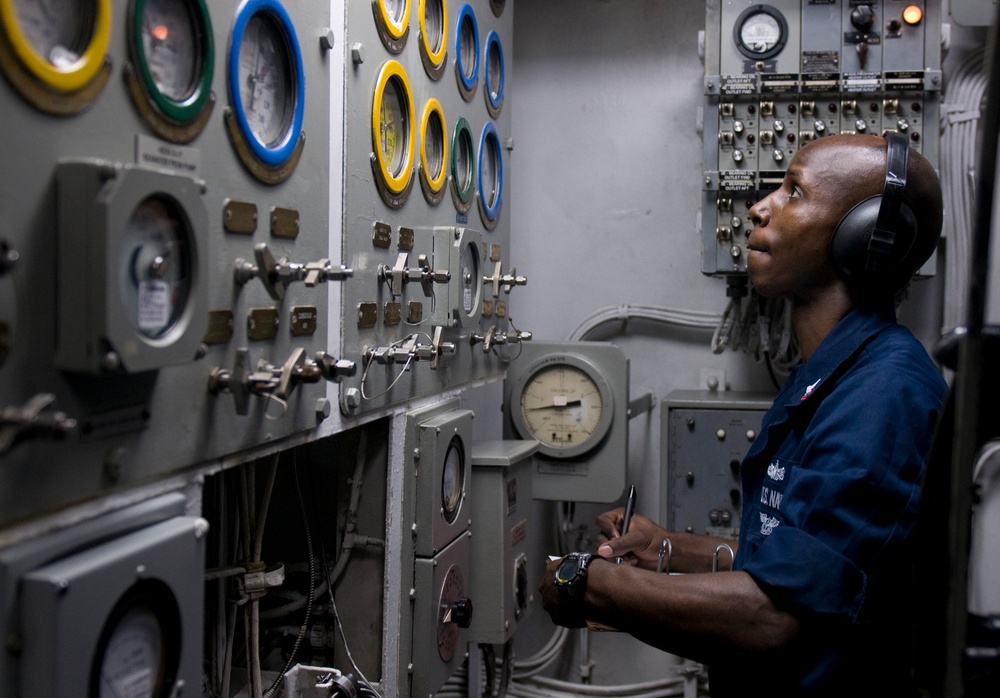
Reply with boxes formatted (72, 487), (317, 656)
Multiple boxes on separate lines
(98, 603), (166, 698)
(14, 0), (92, 67)
(459, 240), (478, 314)
(519, 364), (605, 452)
(237, 13), (293, 148)
(380, 77), (406, 176)
(441, 435), (464, 522)
(120, 196), (193, 339)
(380, 0), (406, 28)
(141, 0), (198, 101)
(740, 13), (780, 54)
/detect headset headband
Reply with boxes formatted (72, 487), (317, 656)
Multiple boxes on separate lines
(866, 131), (909, 272)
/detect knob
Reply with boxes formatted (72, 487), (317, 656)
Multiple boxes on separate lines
(897, 118), (910, 132)
(855, 119), (868, 132)
(449, 597), (473, 628)
(733, 120), (744, 134)
(773, 119), (785, 133)
(732, 149), (744, 163)
(850, 4), (875, 31)
(773, 149), (785, 163)
(814, 120), (826, 134)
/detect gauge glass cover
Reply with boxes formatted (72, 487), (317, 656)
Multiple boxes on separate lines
(422, 0), (443, 54)
(451, 118), (474, 202)
(519, 364), (605, 452)
(740, 13), (780, 54)
(97, 603), (166, 698)
(140, 0), (199, 101)
(237, 12), (293, 148)
(13, 0), (93, 67)
(380, 77), (407, 176)
(120, 196), (193, 340)
(459, 239), (478, 314)
(441, 435), (464, 522)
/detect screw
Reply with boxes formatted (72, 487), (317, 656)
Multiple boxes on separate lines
(320, 28), (335, 51)
(345, 387), (361, 409)
(351, 43), (365, 65)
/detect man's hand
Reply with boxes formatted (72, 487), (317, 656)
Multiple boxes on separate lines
(537, 557), (589, 628)
(595, 511), (671, 569)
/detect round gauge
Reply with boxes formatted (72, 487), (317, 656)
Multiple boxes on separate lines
(373, 0), (409, 52)
(372, 60), (415, 203)
(512, 354), (615, 459)
(418, 98), (447, 204)
(734, 4), (787, 60)
(483, 30), (504, 117)
(226, 0), (305, 175)
(0, 0), (110, 89)
(489, 0), (504, 17)
(454, 3), (478, 100)
(440, 434), (465, 523)
(436, 564), (465, 661)
(450, 116), (474, 212)
(477, 122), (502, 227)
(459, 237), (480, 316)
(127, 0), (214, 139)
(90, 581), (182, 698)
(417, 0), (446, 79)
(119, 195), (194, 341)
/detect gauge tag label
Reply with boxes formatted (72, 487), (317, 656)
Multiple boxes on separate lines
(720, 75), (756, 96)
(138, 281), (170, 332)
(842, 71), (882, 93)
(204, 310), (235, 344)
(760, 73), (799, 95)
(136, 135), (201, 175)
(537, 461), (588, 476)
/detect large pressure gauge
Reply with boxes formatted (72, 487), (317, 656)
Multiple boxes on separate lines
(734, 4), (787, 60)
(373, 0), (409, 53)
(225, 0), (305, 184)
(372, 59), (415, 207)
(505, 342), (630, 503)
(418, 98), (447, 204)
(454, 3), (478, 101)
(418, 0), (446, 79)
(450, 116), (474, 213)
(477, 122), (502, 230)
(483, 30), (504, 118)
(125, 0), (215, 142)
(0, 0), (112, 113)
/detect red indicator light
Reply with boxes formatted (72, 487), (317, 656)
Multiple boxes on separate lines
(903, 5), (923, 25)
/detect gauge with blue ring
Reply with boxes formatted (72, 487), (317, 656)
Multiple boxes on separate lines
(454, 4), (478, 95)
(130, 0), (214, 124)
(227, 0), (304, 168)
(483, 30), (503, 116)
(477, 121), (502, 221)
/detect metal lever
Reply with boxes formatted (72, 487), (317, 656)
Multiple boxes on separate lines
(363, 328), (456, 370)
(470, 324), (533, 352)
(483, 260), (527, 296)
(377, 252), (450, 298)
(0, 393), (77, 454)
(234, 243), (353, 301)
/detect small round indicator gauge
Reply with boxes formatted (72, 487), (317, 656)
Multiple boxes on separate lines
(459, 237), (480, 316)
(454, 3), (478, 101)
(489, 0), (504, 17)
(483, 30), (504, 118)
(373, 0), (410, 53)
(119, 195), (194, 341)
(440, 434), (464, 523)
(417, 0), (446, 79)
(372, 60), (415, 205)
(419, 98), (447, 204)
(477, 122), (502, 228)
(226, 0), (305, 179)
(513, 355), (615, 459)
(0, 0), (111, 109)
(90, 581), (182, 698)
(734, 4), (787, 61)
(127, 0), (214, 139)
(450, 117), (474, 212)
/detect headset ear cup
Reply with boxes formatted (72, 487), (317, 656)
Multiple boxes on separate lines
(830, 195), (883, 284)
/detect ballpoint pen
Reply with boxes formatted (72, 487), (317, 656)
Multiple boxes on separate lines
(615, 484), (636, 564)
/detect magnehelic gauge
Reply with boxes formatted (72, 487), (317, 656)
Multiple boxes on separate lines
(450, 116), (474, 214)
(477, 122), (502, 230)
(0, 0), (112, 113)
(414, 407), (473, 555)
(419, 98), (448, 205)
(734, 4), (787, 61)
(125, 0), (215, 143)
(372, 59), (415, 208)
(483, 30), (504, 118)
(504, 342), (629, 503)
(373, 0), (409, 53)
(55, 160), (208, 374)
(417, 0), (446, 79)
(225, 0), (305, 184)
(454, 3), (478, 101)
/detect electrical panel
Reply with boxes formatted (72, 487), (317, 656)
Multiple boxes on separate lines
(701, 0), (941, 275)
(660, 391), (772, 538)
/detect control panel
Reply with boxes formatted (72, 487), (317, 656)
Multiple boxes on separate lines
(701, 0), (941, 275)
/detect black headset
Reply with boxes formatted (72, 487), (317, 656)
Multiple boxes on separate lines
(829, 131), (920, 294)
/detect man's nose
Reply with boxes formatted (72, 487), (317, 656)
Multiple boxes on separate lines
(748, 198), (767, 227)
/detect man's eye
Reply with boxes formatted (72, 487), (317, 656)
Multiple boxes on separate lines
(789, 186), (803, 198)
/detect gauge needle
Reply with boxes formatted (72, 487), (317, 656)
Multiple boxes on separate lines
(528, 399), (582, 410)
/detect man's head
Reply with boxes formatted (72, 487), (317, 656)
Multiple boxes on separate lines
(746, 133), (942, 304)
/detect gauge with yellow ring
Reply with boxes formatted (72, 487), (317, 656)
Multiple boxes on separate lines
(450, 116), (474, 214)
(372, 59), (415, 208)
(418, 98), (447, 206)
(373, 0), (409, 53)
(126, 0), (215, 143)
(417, 0), (446, 80)
(0, 0), (112, 113)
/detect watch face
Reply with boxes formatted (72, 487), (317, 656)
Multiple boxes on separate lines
(554, 555), (583, 584)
